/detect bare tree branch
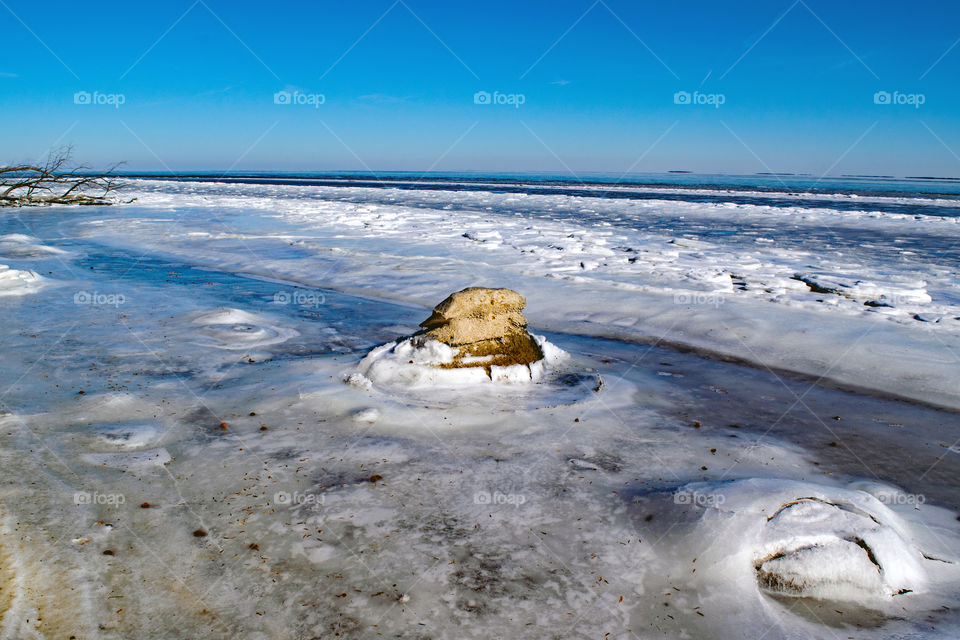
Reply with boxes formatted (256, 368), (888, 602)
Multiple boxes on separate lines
(0, 146), (129, 207)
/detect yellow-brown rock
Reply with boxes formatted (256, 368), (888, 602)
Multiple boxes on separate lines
(414, 287), (543, 369)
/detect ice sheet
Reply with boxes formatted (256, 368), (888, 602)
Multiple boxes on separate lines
(72, 178), (960, 409)
(0, 179), (958, 639)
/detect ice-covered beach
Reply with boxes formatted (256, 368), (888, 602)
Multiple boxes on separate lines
(1, 176), (959, 639)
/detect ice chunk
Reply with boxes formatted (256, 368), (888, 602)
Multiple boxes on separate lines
(352, 408), (380, 423)
(0, 264), (45, 296)
(93, 423), (165, 450)
(678, 479), (927, 604)
(756, 497), (925, 600)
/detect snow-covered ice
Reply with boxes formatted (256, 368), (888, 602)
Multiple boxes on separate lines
(77, 178), (960, 409)
(0, 177), (958, 639)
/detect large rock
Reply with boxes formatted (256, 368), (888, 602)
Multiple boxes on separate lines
(414, 287), (543, 370)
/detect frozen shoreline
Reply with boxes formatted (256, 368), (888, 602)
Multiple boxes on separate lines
(71, 178), (960, 410)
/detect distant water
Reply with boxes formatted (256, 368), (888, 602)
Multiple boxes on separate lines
(120, 171), (960, 218)
(118, 170), (960, 194)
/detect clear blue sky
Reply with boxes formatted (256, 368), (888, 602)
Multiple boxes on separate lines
(1, 0), (958, 176)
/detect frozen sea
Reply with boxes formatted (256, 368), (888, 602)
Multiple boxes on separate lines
(0, 173), (958, 639)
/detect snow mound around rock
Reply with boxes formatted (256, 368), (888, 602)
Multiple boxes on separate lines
(355, 333), (568, 388)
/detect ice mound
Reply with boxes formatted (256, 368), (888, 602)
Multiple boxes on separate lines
(0, 234), (68, 259)
(0, 264), (44, 296)
(755, 496), (925, 600)
(356, 287), (568, 387)
(793, 272), (932, 305)
(93, 423), (166, 450)
(186, 308), (298, 350)
(681, 479), (927, 604)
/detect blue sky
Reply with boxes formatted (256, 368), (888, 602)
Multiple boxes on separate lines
(1, 0), (959, 176)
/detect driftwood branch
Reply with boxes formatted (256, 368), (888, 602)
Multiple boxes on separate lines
(0, 146), (127, 207)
